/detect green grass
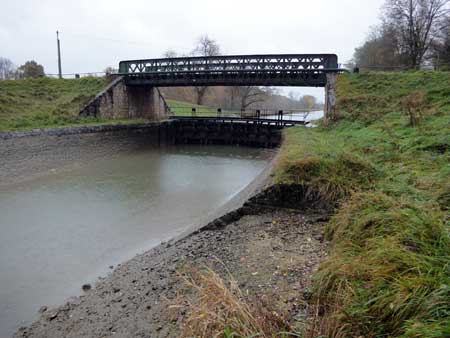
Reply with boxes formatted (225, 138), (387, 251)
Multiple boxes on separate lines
(166, 99), (243, 117)
(274, 71), (450, 337)
(0, 77), (139, 131)
(166, 99), (219, 117)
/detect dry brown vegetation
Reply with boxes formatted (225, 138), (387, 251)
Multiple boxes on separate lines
(400, 90), (427, 127)
(172, 267), (290, 338)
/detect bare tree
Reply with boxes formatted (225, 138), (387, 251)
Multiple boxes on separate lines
(384, 0), (450, 68)
(191, 35), (221, 105)
(429, 14), (450, 67)
(0, 57), (16, 80)
(162, 49), (178, 58)
(103, 66), (118, 82)
(225, 86), (268, 110)
(104, 66), (117, 74)
(288, 91), (300, 102)
(239, 86), (266, 110)
(192, 35), (220, 58)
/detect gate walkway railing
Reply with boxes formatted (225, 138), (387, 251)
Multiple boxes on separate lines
(168, 106), (322, 126)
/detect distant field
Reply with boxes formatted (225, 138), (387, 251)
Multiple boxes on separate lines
(165, 99), (219, 117)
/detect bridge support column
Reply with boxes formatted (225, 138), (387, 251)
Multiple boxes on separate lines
(80, 77), (169, 120)
(324, 73), (338, 124)
(127, 85), (162, 119)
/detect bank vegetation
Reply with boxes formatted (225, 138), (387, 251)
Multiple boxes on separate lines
(180, 71), (450, 337)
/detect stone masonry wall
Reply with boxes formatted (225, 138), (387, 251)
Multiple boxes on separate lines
(0, 123), (168, 186)
(80, 77), (169, 120)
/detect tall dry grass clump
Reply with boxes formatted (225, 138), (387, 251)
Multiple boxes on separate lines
(174, 267), (290, 338)
(400, 91), (427, 127)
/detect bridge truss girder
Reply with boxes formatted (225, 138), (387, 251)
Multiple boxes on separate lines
(123, 70), (327, 87)
(118, 54), (341, 87)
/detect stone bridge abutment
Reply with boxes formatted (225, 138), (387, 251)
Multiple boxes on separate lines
(80, 77), (169, 120)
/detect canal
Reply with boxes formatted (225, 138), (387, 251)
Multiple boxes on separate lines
(0, 144), (272, 337)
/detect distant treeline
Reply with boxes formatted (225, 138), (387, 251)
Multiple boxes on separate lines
(353, 0), (450, 70)
(161, 86), (323, 111)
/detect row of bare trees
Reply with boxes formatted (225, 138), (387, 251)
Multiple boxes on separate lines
(163, 35), (267, 108)
(163, 35), (320, 111)
(354, 0), (450, 69)
(0, 58), (45, 80)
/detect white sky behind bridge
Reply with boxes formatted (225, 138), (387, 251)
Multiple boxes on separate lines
(0, 0), (385, 101)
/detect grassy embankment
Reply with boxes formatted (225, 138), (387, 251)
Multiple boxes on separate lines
(0, 77), (143, 132)
(274, 71), (450, 337)
(0, 77), (239, 132)
(178, 71), (449, 337)
(0, 78), (209, 132)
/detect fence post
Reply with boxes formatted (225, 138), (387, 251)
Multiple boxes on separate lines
(278, 110), (283, 122)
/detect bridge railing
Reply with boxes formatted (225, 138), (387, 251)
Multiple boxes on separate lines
(168, 106), (322, 124)
(118, 54), (338, 75)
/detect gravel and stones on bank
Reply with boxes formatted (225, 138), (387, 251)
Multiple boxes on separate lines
(15, 208), (328, 338)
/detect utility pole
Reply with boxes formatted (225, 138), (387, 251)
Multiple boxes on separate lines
(56, 30), (62, 79)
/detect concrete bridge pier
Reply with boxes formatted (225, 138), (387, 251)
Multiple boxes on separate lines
(80, 77), (169, 120)
(324, 73), (337, 123)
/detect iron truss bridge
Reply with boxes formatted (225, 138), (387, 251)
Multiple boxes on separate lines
(117, 54), (344, 87)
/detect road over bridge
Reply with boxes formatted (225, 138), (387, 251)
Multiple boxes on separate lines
(80, 54), (346, 123)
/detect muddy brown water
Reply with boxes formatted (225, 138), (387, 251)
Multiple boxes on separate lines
(0, 144), (271, 337)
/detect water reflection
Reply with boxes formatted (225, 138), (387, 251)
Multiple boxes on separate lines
(0, 145), (270, 337)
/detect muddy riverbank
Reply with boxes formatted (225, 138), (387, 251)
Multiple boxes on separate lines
(14, 204), (329, 338)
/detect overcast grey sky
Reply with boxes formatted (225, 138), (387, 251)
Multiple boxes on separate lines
(0, 0), (384, 99)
